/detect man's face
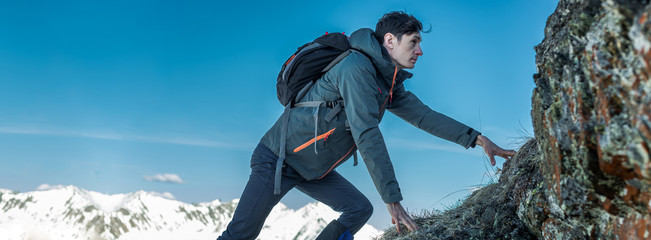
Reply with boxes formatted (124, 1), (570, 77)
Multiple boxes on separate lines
(385, 32), (423, 69)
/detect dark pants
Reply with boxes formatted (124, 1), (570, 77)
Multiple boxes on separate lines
(217, 142), (373, 240)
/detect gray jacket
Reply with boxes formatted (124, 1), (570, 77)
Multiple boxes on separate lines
(261, 28), (480, 203)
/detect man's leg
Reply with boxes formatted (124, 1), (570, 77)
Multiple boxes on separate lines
(296, 171), (373, 236)
(217, 143), (302, 240)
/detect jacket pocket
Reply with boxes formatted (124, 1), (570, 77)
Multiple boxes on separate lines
(284, 107), (355, 180)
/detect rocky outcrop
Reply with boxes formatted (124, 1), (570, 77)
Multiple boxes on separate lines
(383, 0), (651, 239)
(380, 139), (541, 240)
(531, 0), (651, 238)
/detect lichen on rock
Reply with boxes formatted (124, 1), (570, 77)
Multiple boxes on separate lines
(532, 0), (651, 238)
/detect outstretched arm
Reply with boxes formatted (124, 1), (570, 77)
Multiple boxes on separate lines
(474, 135), (516, 166)
(387, 86), (480, 149)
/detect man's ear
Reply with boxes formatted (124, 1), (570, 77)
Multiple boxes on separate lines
(383, 33), (396, 50)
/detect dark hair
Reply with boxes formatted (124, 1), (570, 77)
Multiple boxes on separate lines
(374, 11), (426, 43)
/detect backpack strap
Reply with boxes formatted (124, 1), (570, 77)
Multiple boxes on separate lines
(353, 151), (358, 166)
(342, 113), (359, 166)
(322, 50), (353, 73)
(275, 105), (292, 195)
(293, 80), (315, 106)
(323, 100), (344, 122)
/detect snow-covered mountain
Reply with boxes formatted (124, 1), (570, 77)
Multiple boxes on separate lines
(0, 186), (382, 240)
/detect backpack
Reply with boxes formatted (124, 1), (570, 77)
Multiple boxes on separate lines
(276, 32), (352, 107)
(273, 32), (360, 195)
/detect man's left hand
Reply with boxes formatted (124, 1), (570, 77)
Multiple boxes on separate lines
(385, 201), (419, 233)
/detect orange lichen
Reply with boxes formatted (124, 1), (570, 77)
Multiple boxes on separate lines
(599, 155), (636, 180)
(638, 12), (648, 25)
(595, 74), (613, 123)
(544, 132), (563, 202)
(602, 198), (620, 215)
(621, 184), (651, 211)
(612, 216), (651, 239)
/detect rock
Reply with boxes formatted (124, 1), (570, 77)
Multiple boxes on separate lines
(532, 0), (651, 239)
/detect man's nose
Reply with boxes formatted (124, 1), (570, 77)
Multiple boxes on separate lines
(415, 44), (423, 56)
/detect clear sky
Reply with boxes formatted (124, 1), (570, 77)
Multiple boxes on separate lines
(0, 0), (559, 229)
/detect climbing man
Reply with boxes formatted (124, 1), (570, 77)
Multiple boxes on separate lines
(216, 11), (516, 239)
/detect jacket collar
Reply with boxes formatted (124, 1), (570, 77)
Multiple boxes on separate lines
(349, 28), (413, 85)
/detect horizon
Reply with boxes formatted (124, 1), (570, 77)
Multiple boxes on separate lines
(0, 0), (559, 230)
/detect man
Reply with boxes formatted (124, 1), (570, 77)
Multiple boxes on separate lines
(217, 11), (515, 240)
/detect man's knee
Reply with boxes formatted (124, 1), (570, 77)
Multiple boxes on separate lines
(359, 198), (373, 221)
(349, 198), (373, 222)
(338, 198), (373, 234)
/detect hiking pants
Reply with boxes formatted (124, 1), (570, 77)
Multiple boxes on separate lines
(216, 142), (373, 240)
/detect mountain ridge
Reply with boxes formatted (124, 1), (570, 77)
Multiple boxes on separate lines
(0, 185), (382, 240)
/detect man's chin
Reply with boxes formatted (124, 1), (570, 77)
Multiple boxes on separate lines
(397, 62), (416, 69)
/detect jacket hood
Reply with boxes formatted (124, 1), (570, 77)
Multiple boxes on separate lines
(349, 28), (413, 85)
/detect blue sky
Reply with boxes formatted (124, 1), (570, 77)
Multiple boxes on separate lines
(0, 0), (559, 229)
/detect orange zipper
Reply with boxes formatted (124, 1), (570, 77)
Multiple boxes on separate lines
(379, 66), (398, 113)
(318, 145), (356, 179)
(293, 128), (336, 153)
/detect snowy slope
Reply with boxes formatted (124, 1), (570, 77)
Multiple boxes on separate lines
(0, 186), (383, 240)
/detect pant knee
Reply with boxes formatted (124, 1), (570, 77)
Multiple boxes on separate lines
(358, 199), (373, 222)
(343, 198), (373, 223)
(338, 200), (372, 234)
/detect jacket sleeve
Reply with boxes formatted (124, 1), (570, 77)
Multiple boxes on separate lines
(335, 55), (403, 203)
(387, 85), (481, 149)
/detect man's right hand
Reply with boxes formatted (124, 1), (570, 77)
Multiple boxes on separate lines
(475, 135), (516, 166)
(386, 201), (418, 233)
